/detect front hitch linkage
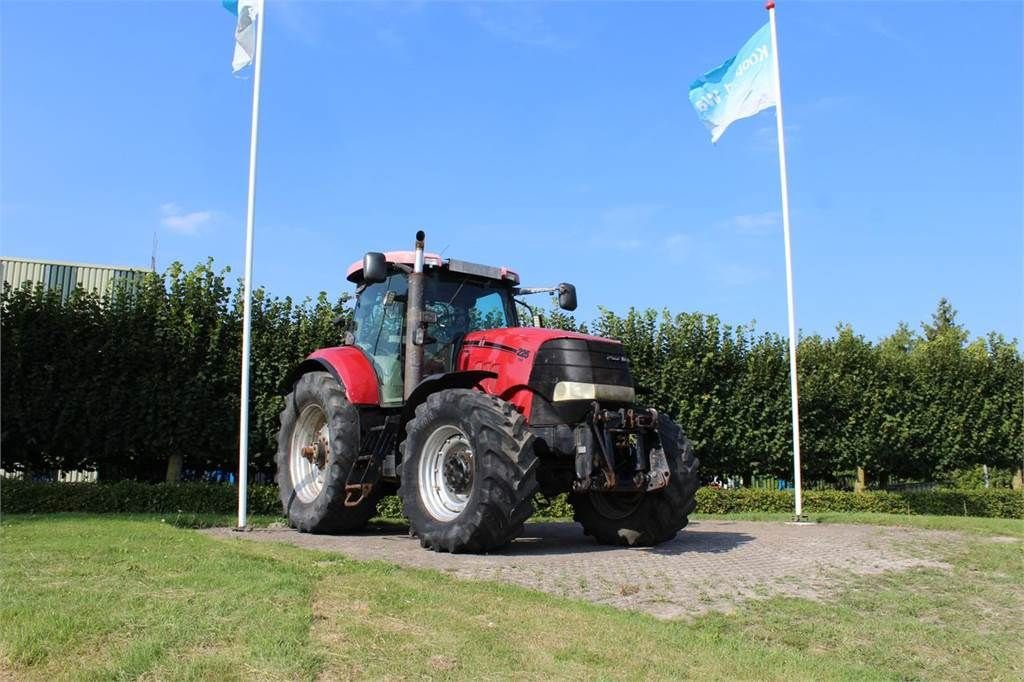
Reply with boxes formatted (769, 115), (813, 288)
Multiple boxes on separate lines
(573, 404), (666, 493)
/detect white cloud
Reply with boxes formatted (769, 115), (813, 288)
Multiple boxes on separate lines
(160, 203), (213, 235)
(727, 211), (779, 236)
(867, 18), (901, 42)
(664, 232), (690, 247)
(376, 27), (404, 51)
(713, 263), (766, 287)
(600, 203), (663, 230)
(465, 4), (571, 51)
(611, 238), (643, 251)
(754, 123), (800, 150)
(663, 232), (692, 258)
(813, 95), (856, 111)
(592, 203), (664, 251)
(275, 0), (321, 47)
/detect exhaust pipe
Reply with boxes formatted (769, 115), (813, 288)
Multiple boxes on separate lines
(404, 230), (426, 399)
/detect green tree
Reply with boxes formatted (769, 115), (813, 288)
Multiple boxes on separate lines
(3, 269), (1021, 492)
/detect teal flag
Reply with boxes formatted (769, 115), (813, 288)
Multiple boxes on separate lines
(689, 23), (776, 143)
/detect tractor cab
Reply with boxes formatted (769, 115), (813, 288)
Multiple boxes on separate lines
(345, 250), (522, 405)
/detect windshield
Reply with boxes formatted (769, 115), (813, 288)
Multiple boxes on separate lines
(422, 274), (516, 373)
(425, 274), (515, 332)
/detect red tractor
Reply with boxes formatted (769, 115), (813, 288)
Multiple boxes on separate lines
(276, 232), (699, 553)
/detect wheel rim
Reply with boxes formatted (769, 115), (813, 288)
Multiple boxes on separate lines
(590, 492), (644, 520)
(290, 404), (330, 504)
(418, 424), (474, 521)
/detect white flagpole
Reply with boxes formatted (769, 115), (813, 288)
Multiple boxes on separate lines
(237, 0), (266, 530)
(766, 1), (804, 520)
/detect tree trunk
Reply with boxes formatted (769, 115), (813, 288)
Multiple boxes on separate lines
(165, 453), (183, 483)
(854, 466), (866, 494)
(1013, 467), (1023, 491)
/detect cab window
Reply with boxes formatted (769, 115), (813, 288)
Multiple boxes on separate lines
(352, 273), (407, 404)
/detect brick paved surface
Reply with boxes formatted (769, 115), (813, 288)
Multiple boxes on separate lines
(204, 520), (953, 619)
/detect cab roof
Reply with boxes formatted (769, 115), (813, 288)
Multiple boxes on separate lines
(346, 251), (520, 285)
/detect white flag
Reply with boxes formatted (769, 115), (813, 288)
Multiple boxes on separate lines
(225, 0), (259, 73)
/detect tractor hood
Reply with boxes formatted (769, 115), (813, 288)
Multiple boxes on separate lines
(457, 327), (634, 425)
(460, 327), (620, 359)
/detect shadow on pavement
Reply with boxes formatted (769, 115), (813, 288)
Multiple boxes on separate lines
(493, 522), (754, 557)
(278, 520), (755, 557)
(361, 521), (411, 535)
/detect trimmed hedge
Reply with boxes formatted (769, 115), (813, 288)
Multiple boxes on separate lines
(1, 481), (282, 516)
(694, 486), (1024, 518)
(3, 481), (1021, 520)
(6, 273), (1022, 488)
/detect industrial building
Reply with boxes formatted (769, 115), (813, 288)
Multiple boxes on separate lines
(1, 256), (153, 298)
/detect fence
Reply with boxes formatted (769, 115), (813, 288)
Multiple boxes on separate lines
(1, 469), (98, 483)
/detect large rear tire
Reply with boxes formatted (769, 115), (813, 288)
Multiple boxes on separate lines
(570, 414), (699, 546)
(275, 371), (380, 533)
(399, 389), (538, 553)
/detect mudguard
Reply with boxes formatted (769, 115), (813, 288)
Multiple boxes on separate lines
(279, 346), (380, 406)
(400, 370), (498, 424)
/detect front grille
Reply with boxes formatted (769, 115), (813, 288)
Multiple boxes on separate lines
(528, 338), (634, 425)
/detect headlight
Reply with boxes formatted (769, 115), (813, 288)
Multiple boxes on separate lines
(551, 381), (636, 403)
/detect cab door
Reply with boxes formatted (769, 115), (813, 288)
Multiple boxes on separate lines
(351, 273), (408, 405)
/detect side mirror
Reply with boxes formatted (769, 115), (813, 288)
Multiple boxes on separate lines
(558, 283), (577, 311)
(362, 252), (387, 284)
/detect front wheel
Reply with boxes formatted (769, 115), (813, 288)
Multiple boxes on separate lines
(398, 389), (538, 553)
(570, 414), (699, 546)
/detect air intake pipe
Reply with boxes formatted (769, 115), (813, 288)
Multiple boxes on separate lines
(403, 230), (426, 399)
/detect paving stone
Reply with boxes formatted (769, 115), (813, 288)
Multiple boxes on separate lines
(203, 520), (954, 619)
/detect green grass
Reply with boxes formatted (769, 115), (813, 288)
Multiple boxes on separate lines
(691, 511), (1024, 536)
(5, 511), (290, 529)
(1, 515), (1021, 680)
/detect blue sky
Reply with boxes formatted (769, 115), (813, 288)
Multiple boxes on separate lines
(2, 1), (1021, 342)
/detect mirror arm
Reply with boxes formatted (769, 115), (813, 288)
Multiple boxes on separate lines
(514, 286), (558, 296)
(515, 283), (576, 311)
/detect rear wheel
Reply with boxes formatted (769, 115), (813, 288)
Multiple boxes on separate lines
(570, 414), (699, 546)
(399, 389), (538, 553)
(275, 371), (380, 533)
